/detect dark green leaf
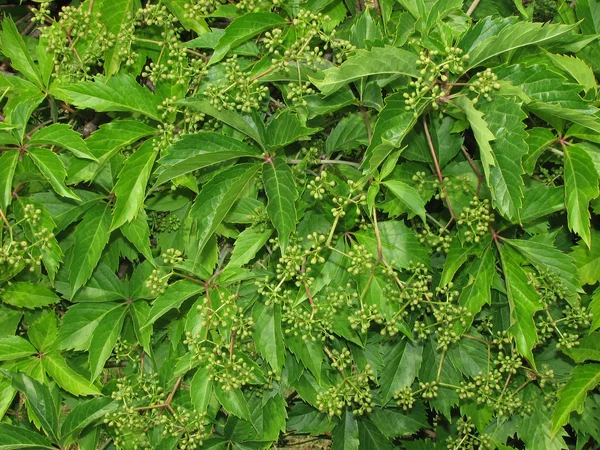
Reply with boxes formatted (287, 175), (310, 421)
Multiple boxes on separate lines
(263, 158), (297, 255)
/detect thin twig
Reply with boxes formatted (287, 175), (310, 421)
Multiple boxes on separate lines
(461, 145), (483, 194)
(372, 206), (383, 263)
(423, 117), (455, 219)
(466, 0), (481, 16)
(287, 158), (361, 168)
(359, 104), (372, 142)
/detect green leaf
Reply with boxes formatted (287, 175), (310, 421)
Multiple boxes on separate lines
(383, 180), (426, 222)
(520, 183), (564, 223)
(55, 302), (123, 351)
(29, 149), (80, 201)
(111, 140), (158, 231)
(179, 100), (265, 147)
(552, 364), (600, 436)
(370, 404), (428, 439)
(190, 163), (261, 253)
(546, 53), (597, 93)
(60, 397), (117, 441)
(523, 128), (556, 175)
(565, 333), (600, 363)
(571, 230), (600, 286)
(227, 226), (272, 268)
(326, 114), (368, 156)
(163, 0), (209, 34)
(1, 282), (60, 309)
(28, 124), (96, 161)
(155, 132), (262, 187)
(476, 97), (528, 221)
(263, 158), (297, 255)
(0, 18), (42, 88)
(500, 245), (543, 365)
(464, 21), (578, 68)
(143, 280), (205, 328)
(520, 403), (567, 450)
(354, 221), (429, 271)
(265, 110), (319, 150)
(190, 369), (213, 413)
(0, 336), (37, 361)
(0, 423), (54, 449)
(455, 245), (494, 335)
(453, 96), (495, 186)
(209, 12), (286, 65)
(68, 204), (113, 295)
(88, 306), (127, 381)
(32, 190), (103, 233)
(27, 311), (57, 352)
(87, 119), (156, 159)
(253, 302), (285, 374)
(99, 0), (136, 77)
(357, 419), (393, 450)
(0, 150), (19, 210)
(362, 93), (422, 172)
(505, 238), (582, 298)
(42, 352), (101, 396)
(53, 74), (161, 121)
(379, 340), (423, 404)
(120, 209), (154, 262)
(214, 384), (252, 421)
(440, 239), (480, 287)
(5, 371), (59, 441)
(332, 411), (360, 450)
(311, 47), (420, 95)
(563, 144), (599, 248)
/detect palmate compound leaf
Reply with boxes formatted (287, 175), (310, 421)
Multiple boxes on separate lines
(563, 144), (600, 248)
(499, 245), (543, 366)
(552, 364), (600, 436)
(263, 157), (298, 255)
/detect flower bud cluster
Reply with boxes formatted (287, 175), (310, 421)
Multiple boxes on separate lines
(458, 197), (493, 244)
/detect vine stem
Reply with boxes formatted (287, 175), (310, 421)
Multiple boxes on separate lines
(461, 145), (483, 194)
(287, 158), (361, 168)
(436, 348), (447, 382)
(372, 206), (383, 263)
(422, 117), (456, 219)
(466, 0), (481, 16)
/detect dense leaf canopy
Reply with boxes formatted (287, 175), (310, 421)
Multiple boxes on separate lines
(0, 0), (600, 449)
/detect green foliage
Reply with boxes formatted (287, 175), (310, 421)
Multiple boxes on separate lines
(0, 0), (599, 448)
